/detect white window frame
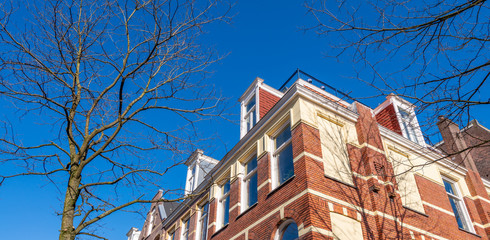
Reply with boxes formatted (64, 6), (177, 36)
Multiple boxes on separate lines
(188, 165), (196, 193)
(196, 201), (209, 240)
(181, 216), (191, 240)
(398, 107), (418, 143)
(441, 177), (475, 233)
(390, 96), (425, 146)
(241, 155), (258, 211)
(167, 228), (176, 240)
(243, 94), (257, 133)
(271, 122), (294, 189)
(217, 180), (231, 229)
(274, 219), (299, 240)
(147, 209), (155, 236)
(185, 163), (200, 195)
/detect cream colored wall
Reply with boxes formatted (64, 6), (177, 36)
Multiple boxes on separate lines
(382, 138), (472, 199)
(387, 147), (425, 213)
(291, 99), (358, 145)
(331, 212), (363, 240)
(317, 114), (353, 184)
(291, 98), (359, 184)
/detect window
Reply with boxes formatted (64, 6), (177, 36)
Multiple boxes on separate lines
(147, 209), (155, 236)
(188, 165), (196, 193)
(244, 95), (257, 132)
(243, 156), (258, 210)
(181, 217), (190, 240)
(442, 178), (474, 232)
(275, 219), (299, 240)
(398, 108), (418, 143)
(218, 180), (230, 228)
(273, 124), (294, 187)
(197, 202), (209, 240)
(168, 229), (176, 240)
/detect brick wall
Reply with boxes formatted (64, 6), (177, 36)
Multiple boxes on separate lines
(375, 103), (402, 136)
(141, 96), (490, 240)
(259, 88), (280, 118)
(463, 122), (490, 179)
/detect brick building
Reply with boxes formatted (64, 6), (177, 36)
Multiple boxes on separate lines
(130, 74), (490, 240)
(436, 120), (490, 180)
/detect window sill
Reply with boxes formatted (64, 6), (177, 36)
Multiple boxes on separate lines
(402, 205), (428, 218)
(324, 174), (357, 189)
(236, 202), (258, 221)
(267, 175), (295, 198)
(458, 228), (480, 238)
(211, 224), (229, 238)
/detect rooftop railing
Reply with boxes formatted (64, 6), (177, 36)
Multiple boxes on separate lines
(279, 69), (356, 102)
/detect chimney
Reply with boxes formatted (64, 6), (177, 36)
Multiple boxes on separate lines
(436, 116), (478, 172)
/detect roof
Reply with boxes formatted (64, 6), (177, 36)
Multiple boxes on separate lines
(158, 201), (181, 220)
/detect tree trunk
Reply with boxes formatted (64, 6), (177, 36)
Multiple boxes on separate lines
(59, 165), (81, 240)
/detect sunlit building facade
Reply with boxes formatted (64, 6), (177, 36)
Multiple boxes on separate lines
(131, 72), (490, 240)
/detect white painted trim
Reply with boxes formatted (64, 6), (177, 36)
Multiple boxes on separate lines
(239, 77), (263, 102)
(441, 176), (476, 233)
(298, 226), (333, 237)
(296, 79), (351, 109)
(422, 201), (455, 216)
(261, 83), (285, 99)
(467, 195), (490, 205)
(229, 203), (240, 212)
(257, 179), (271, 191)
(307, 189), (450, 240)
(228, 188), (451, 240)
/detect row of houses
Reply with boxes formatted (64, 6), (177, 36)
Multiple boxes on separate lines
(128, 73), (490, 240)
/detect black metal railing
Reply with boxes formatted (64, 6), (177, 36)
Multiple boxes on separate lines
(278, 69), (356, 102)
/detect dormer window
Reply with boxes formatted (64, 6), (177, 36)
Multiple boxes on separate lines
(187, 165), (197, 193)
(184, 150), (219, 195)
(239, 77), (283, 138)
(398, 107), (418, 143)
(374, 94), (425, 146)
(244, 95), (257, 132)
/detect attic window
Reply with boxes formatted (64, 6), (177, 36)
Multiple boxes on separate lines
(398, 107), (418, 143)
(244, 95), (257, 132)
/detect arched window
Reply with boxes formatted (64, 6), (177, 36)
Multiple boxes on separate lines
(275, 219), (299, 240)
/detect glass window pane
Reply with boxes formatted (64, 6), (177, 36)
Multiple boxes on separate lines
(201, 217), (208, 240)
(223, 195), (230, 225)
(448, 197), (465, 229)
(278, 143), (294, 184)
(443, 180), (455, 195)
(281, 222), (299, 240)
(399, 108), (409, 119)
(200, 203), (209, 240)
(223, 181), (230, 194)
(275, 125), (291, 148)
(248, 173), (258, 206)
(246, 157), (257, 174)
(246, 96), (255, 112)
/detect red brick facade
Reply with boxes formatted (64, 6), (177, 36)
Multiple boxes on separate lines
(439, 120), (490, 180)
(137, 79), (490, 240)
(375, 103), (402, 136)
(259, 87), (280, 119)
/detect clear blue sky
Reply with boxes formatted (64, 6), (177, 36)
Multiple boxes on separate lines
(0, 1), (488, 240)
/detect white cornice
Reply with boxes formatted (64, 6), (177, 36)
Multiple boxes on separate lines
(379, 125), (468, 176)
(261, 83), (284, 98)
(239, 77), (264, 102)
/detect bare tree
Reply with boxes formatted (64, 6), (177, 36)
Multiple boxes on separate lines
(0, 0), (230, 239)
(305, 0), (490, 138)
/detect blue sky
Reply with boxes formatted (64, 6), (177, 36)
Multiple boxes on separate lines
(0, 1), (489, 240)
